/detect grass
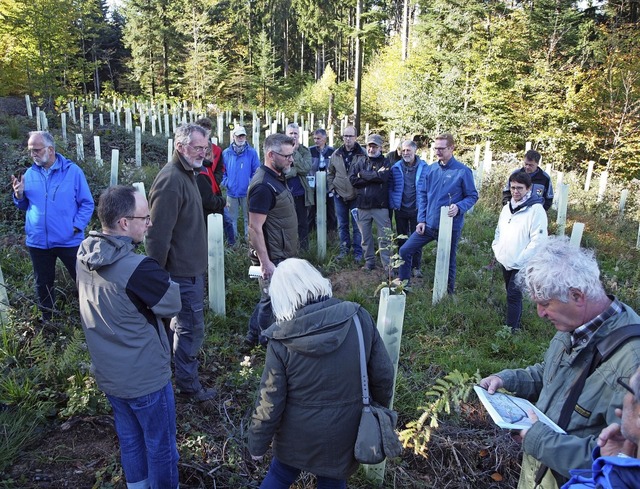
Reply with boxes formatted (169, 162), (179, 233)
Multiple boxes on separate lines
(1, 112), (639, 487)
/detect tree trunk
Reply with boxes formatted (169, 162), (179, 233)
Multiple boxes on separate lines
(353, 0), (362, 133)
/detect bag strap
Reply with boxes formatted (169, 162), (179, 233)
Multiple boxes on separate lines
(353, 313), (371, 407)
(535, 323), (640, 486)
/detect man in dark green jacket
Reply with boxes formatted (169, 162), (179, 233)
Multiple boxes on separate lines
(480, 237), (640, 489)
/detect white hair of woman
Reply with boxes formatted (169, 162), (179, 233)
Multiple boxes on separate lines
(269, 258), (332, 322)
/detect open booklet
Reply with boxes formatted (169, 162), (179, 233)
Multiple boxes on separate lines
(473, 386), (566, 433)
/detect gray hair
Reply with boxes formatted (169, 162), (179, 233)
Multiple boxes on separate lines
(269, 258), (332, 322)
(402, 140), (417, 151)
(264, 133), (295, 156)
(174, 123), (207, 146)
(515, 236), (605, 303)
(98, 185), (137, 230)
(29, 131), (55, 149)
(286, 122), (300, 132)
(313, 128), (327, 137)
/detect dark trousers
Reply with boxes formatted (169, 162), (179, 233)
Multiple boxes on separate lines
(28, 245), (78, 320)
(398, 226), (462, 294)
(307, 195), (337, 232)
(394, 209), (422, 270)
(293, 195), (309, 250)
(501, 266), (522, 330)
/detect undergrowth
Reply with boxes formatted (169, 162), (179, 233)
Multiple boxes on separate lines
(1, 113), (639, 487)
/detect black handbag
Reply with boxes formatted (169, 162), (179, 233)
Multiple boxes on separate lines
(352, 314), (403, 464)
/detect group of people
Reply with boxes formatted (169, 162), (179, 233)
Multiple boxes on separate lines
(11, 126), (640, 489)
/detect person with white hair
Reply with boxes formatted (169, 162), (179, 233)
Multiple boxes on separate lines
(479, 236), (640, 489)
(248, 258), (394, 488)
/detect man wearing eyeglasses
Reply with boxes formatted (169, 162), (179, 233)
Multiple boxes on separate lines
(146, 124), (216, 404)
(479, 237), (640, 489)
(244, 134), (298, 348)
(396, 133), (478, 293)
(11, 131), (94, 322)
(77, 185), (182, 489)
(562, 366), (640, 488)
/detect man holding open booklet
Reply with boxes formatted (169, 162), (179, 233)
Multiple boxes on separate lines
(478, 237), (640, 489)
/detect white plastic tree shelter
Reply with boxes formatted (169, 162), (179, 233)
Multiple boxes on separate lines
(167, 139), (173, 163)
(364, 285), (407, 484)
(315, 171), (327, 260)
(556, 183), (569, 236)
(618, 189), (629, 218)
(597, 171), (608, 203)
(0, 265), (9, 325)
(570, 223), (585, 248)
(110, 149), (119, 187)
(433, 207), (453, 305)
(552, 171), (563, 210)
(61, 113), (67, 142)
(94, 136), (102, 166)
(135, 127), (142, 167)
(76, 134), (84, 161)
(132, 182), (146, 199)
(207, 213), (225, 316)
(25, 95), (32, 118)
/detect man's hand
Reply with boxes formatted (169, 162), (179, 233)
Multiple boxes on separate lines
(261, 260), (276, 280)
(251, 454), (264, 462)
(448, 203), (459, 217)
(518, 410), (538, 442)
(416, 222), (426, 235)
(598, 415), (637, 457)
(478, 375), (504, 394)
(226, 197), (231, 208)
(11, 174), (24, 199)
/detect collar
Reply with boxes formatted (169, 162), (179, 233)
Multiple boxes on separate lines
(571, 296), (622, 348)
(511, 190), (533, 209)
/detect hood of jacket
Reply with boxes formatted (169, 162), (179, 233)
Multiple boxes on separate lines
(263, 298), (359, 357)
(509, 190), (544, 214)
(77, 232), (136, 272)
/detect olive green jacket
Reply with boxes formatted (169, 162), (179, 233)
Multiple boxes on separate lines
(495, 302), (640, 488)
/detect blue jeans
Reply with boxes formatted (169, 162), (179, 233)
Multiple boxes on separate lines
(228, 197), (248, 239)
(334, 195), (362, 258)
(106, 381), (179, 489)
(260, 457), (346, 489)
(398, 226), (461, 294)
(28, 245), (78, 320)
(170, 275), (205, 393)
(501, 266), (522, 329)
(222, 208), (235, 245)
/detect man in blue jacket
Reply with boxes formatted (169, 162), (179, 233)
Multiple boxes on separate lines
(396, 133), (478, 294)
(11, 131), (94, 321)
(388, 140), (427, 278)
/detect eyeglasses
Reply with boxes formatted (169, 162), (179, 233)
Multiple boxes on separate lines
(234, 134), (247, 138)
(28, 147), (47, 155)
(272, 150), (294, 160)
(187, 144), (208, 153)
(342, 134), (356, 138)
(433, 147), (450, 152)
(510, 186), (527, 192)
(124, 215), (151, 225)
(617, 377), (635, 396)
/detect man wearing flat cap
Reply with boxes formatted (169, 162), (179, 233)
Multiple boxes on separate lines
(348, 134), (392, 271)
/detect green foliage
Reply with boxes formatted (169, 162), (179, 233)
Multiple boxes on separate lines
(399, 369), (480, 456)
(60, 374), (110, 417)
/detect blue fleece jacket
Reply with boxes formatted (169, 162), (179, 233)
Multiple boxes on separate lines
(13, 154), (94, 249)
(221, 145), (261, 198)
(417, 156), (478, 232)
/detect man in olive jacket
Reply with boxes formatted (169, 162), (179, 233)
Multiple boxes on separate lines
(480, 237), (640, 489)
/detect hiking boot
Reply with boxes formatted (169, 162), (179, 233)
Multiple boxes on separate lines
(361, 263), (376, 271)
(412, 269), (423, 278)
(179, 387), (218, 403)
